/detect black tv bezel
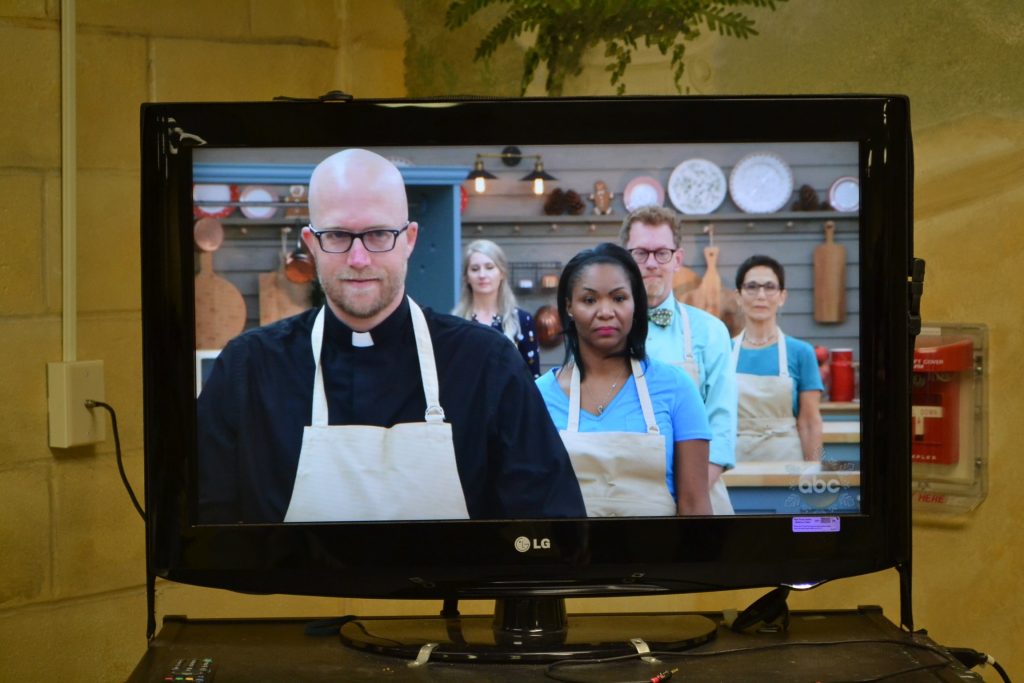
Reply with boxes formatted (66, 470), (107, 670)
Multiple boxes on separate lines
(141, 95), (913, 600)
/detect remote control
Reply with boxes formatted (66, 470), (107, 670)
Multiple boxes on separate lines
(163, 657), (215, 682)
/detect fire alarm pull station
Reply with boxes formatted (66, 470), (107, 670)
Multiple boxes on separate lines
(911, 323), (988, 515)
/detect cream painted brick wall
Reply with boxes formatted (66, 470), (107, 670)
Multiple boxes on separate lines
(77, 171), (139, 313)
(0, 319), (61, 463)
(77, 32), (148, 170)
(0, 24), (60, 167)
(53, 453), (146, 597)
(79, 0), (253, 41)
(0, 172), (47, 315)
(156, 580), (348, 620)
(79, 314), (145, 450)
(0, 464), (52, 606)
(250, 0), (339, 44)
(344, 0), (405, 50)
(0, 590), (148, 680)
(150, 38), (337, 101)
(2, 1), (54, 19)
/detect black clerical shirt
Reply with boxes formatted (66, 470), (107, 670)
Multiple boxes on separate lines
(197, 297), (585, 523)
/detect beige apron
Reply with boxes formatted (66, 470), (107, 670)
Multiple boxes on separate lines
(673, 306), (734, 514)
(560, 359), (677, 517)
(283, 298), (470, 522)
(731, 330), (802, 462)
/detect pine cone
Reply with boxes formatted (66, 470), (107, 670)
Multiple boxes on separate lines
(544, 188), (567, 215)
(793, 184), (822, 211)
(564, 189), (585, 215)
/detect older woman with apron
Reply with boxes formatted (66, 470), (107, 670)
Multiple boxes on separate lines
(536, 244), (712, 517)
(731, 255), (824, 462)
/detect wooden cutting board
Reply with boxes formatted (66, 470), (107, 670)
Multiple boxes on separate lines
(195, 250), (247, 349)
(259, 268), (312, 325)
(692, 245), (723, 318)
(813, 220), (847, 323)
(672, 265), (701, 298)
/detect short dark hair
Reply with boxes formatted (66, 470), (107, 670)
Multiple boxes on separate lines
(557, 243), (648, 379)
(735, 254), (786, 291)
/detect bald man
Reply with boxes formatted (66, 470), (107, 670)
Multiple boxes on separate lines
(198, 149), (585, 523)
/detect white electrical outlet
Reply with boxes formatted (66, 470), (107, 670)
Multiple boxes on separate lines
(47, 360), (106, 448)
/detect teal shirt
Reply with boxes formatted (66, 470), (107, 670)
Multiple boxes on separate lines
(732, 335), (825, 416)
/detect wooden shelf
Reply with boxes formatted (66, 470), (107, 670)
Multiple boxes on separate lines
(462, 210), (856, 224)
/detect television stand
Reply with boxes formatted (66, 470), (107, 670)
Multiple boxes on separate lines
(339, 597), (717, 663)
(128, 607), (982, 681)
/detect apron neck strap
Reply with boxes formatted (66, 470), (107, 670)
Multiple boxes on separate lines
(309, 298), (445, 427)
(678, 303), (695, 363)
(407, 298), (445, 422)
(566, 358), (658, 434)
(731, 328), (790, 378)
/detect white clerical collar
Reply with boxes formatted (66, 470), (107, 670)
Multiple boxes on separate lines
(351, 331), (374, 348)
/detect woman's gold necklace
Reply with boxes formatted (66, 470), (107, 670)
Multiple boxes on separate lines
(745, 330), (779, 347)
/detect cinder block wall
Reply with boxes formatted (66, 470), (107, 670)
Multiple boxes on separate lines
(0, 2), (405, 680)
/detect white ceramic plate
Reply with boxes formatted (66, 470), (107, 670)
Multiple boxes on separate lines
(193, 184), (238, 219)
(239, 185), (279, 220)
(667, 159), (727, 215)
(828, 176), (860, 212)
(623, 176), (665, 212)
(728, 153), (794, 214)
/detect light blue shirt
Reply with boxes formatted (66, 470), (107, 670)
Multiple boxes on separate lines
(537, 358), (711, 498)
(645, 297), (738, 470)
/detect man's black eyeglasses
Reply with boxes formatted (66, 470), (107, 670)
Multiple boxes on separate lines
(629, 247), (677, 265)
(308, 223), (410, 254)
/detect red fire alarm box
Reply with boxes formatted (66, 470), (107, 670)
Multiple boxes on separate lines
(911, 338), (974, 464)
(911, 323), (987, 516)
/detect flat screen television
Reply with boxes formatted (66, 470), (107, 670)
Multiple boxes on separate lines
(141, 95), (915, 660)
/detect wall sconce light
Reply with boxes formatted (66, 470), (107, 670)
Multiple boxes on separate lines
(466, 146), (557, 195)
(521, 159), (556, 196)
(466, 158), (497, 194)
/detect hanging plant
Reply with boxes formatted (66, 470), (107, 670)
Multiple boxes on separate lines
(445, 0), (787, 96)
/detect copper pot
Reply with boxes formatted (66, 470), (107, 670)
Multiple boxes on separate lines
(534, 305), (564, 349)
(284, 240), (316, 284)
(193, 217), (224, 252)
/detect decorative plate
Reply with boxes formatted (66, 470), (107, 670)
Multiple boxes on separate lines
(623, 176), (665, 212)
(828, 176), (860, 212)
(667, 159), (727, 215)
(239, 185), (279, 220)
(728, 153), (794, 214)
(193, 184), (238, 219)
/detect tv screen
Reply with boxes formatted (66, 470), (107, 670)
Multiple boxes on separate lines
(141, 96), (913, 654)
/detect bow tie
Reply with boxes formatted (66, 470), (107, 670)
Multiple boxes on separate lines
(649, 308), (673, 328)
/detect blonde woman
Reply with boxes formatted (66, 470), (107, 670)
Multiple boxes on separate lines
(454, 239), (540, 377)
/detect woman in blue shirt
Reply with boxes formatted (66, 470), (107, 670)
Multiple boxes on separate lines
(731, 255), (824, 462)
(536, 243), (712, 516)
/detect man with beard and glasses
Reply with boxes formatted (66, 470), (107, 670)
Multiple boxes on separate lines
(198, 149), (584, 523)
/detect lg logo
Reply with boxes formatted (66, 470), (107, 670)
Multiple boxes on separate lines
(514, 536), (551, 552)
